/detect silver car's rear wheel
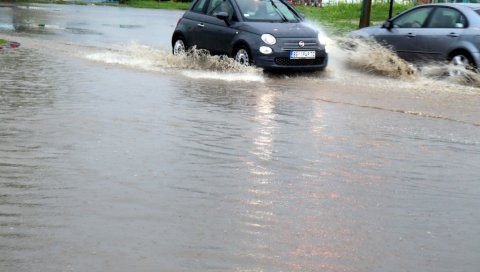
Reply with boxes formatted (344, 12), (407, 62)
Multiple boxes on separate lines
(234, 48), (251, 66)
(449, 54), (473, 76)
(173, 38), (186, 56)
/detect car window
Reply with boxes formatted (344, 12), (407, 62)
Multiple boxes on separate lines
(207, 0), (235, 20)
(192, 0), (208, 13)
(427, 7), (466, 28)
(393, 7), (432, 28)
(236, 0), (299, 22)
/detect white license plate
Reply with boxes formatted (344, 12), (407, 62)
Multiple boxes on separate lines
(289, 51), (316, 59)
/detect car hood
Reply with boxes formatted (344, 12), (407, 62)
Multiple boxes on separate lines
(347, 25), (382, 38)
(238, 22), (318, 38)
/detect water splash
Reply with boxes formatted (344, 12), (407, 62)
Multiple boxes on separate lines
(419, 63), (480, 88)
(338, 37), (417, 79)
(84, 43), (262, 81)
(302, 20), (416, 79)
(181, 70), (264, 82)
(301, 20), (479, 89)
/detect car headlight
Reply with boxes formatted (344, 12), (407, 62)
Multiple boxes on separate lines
(261, 34), (276, 45)
(318, 33), (326, 46)
(259, 46), (272, 54)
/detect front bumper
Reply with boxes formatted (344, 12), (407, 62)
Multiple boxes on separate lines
(245, 36), (328, 70)
(252, 47), (328, 71)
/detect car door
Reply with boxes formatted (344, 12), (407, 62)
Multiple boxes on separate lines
(200, 0), (238, 55)
(422, 7), (466, 61)
(375, 6), (434, 62)
(181, 0), (211, 49)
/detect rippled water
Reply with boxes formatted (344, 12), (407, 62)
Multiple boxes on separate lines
(1, 3), (480, 272)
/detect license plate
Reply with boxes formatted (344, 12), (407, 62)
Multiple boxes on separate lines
(289, 51), (316, 59)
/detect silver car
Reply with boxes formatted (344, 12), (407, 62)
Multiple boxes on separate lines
(348, 3), (480, 70)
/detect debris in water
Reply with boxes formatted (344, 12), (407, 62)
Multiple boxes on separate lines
(0, 39), (20, 49)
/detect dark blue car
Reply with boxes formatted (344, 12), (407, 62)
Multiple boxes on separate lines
(171, 0), (328, 70)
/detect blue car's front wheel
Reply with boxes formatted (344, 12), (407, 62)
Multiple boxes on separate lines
(173, 38), (186, 56)
(234, 47), (251, 66)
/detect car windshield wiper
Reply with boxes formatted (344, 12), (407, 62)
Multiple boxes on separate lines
(269, 0), (288, 22)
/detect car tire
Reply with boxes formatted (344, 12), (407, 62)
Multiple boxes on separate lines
(448, 53), (475, 76)
(173, 36), (187, 56)
(233, 46), (252, 66)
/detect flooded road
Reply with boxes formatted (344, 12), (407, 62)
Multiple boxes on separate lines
(1, 4), (480, 272)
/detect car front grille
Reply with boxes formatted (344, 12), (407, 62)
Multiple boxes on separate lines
(282, 39), (318, 50)
(274, 57), (325, 66)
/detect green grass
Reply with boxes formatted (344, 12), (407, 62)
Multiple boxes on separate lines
(296, 3), (414, 35)
(0, 38), (7, 45)
(124, 0), (191, 10)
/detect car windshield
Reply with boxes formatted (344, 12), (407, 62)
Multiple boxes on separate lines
(236, 0), (299, 22)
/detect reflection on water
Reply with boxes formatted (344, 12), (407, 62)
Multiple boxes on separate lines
(0, 5), (53, 34)
(0, 48), (74, 271)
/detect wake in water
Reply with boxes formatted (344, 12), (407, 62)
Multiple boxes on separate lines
(85, 43), (263, 82)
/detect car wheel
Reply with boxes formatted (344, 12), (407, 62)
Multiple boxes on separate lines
(449, 53), (474, 76)
(173, 37), (186, 56)
(234, 46), (252, 66)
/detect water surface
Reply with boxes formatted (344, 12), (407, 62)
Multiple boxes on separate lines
(1, 4), (480, 272)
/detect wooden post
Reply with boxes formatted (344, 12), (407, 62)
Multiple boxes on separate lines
(388, 0), (394, 19)
(359, 0), (372, 29)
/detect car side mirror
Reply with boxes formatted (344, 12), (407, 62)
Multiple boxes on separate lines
(382, 20), (393, 30)
(215, 12), (230, 26)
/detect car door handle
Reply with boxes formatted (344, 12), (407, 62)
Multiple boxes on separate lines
(406, 33), (416, 38)
(448, 32), (459, 37)
(197, 23), (204, 28)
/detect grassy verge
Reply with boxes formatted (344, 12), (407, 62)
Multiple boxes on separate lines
(124, 0), (190, 9)
(0, 38), (8, 45)
(296, 3), (414, 35)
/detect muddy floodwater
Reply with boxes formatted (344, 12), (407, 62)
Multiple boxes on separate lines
(1, 3), (480, 272)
